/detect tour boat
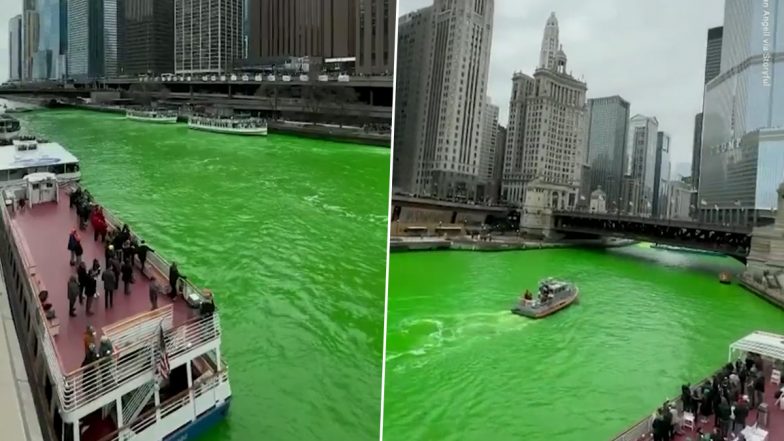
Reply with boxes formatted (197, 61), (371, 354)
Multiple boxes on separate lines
(650, 243), (721, 256)
(0, 138), (80, 186)
(610, 331), (784, 441)
(0, 113), (22, 140)
(125, 109), (178, 124)
(0, 172), (231, 440)
(511, 278), (578, 319)
(187, 116), (268, 136)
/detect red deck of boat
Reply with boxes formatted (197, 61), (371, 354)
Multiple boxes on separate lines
(11, 189), (196, 373)
(671, 372), (784, 441)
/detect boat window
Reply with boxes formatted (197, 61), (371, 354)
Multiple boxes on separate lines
(32, 183), (40, 190)
(65, 163), (80, 173)
(49, 164), (66, 174)
(46, 182), (54, 188)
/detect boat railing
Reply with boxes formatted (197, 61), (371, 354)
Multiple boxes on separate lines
(61, 312), (221, 411)
(95, 365), (229, 441)
(608, 365), (728, 441)
(101, 305), (174, 351)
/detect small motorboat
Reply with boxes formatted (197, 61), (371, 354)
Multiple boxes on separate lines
(719, 272), (732, 284)
(511, 278), (579, 319)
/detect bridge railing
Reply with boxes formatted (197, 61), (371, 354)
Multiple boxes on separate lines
(551, 210), (753, 234)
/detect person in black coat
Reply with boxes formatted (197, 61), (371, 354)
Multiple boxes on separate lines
(136, 240), (155, 271)
(84, 274), (97, 316)
(73, 237), (84, 266)
(76, 262), (88, 303)
(168, 262), (186, 299)
(121, 257), (133, 295)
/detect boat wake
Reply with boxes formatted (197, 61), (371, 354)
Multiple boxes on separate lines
(386, 311), (538, 364)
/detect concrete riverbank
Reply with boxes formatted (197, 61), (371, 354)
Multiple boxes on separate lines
(389, 236), (636, 252)
(23, 101), (391, 146)
(738, 274), (784, 309)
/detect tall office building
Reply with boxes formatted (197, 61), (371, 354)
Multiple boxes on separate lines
(67, 0), (118, 79)
(627, 114), (659, 216)
(356, 0), (395, 75)
(478, 98), (499, 201)
(704, 26), (723, 84)
(392, 6), (431, 194)
(22, 9), (40, 80)
(118, 0), (174, 76)
(699, 0), (784, 224)
(412, 0), (494, 202)
(9, 15), (23, 81)
(653, 131), (671, 218)
(492, 125), (507, 202)
(175, 0), (243, 74)
(692, 26), (723, 211)
(248, 0), (356, 60)
(502, 12), (588, 210)
(583, 95), (630, 211)
(32, 0), (68, 80)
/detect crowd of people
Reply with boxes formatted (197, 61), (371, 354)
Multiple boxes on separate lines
(66, 186), (190, 319)
(650, 353), (770, 441)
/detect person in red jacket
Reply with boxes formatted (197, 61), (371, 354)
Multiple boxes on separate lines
(91, 206), (108, 242)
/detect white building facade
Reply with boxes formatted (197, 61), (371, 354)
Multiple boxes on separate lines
(174, 0), (244, 74)
(626, 114), (659, 217)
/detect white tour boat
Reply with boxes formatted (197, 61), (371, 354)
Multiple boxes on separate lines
(0, 113), (22, 140)
(0, 168), (232, 440)
(0, 138), (81, 186)
(125, 109), (178, 124)
(187, 116), (268, 136)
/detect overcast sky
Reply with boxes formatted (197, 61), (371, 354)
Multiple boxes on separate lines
(398, 0), (724, 169)
(0, 2), (21, 85)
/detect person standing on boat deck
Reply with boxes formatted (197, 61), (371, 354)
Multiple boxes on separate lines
(121, 257), (133, 295)
(76, 261), (88, 302)
(67, 275), (80, 317)
(89, 258), (101, 279)
(84, 270), (98, 316)
(168, 262), (186, 300)
(137, 240), (154, 272)
(69, 186), (82, 209)
(73, 235), (84, 266)
(149, 278), (161, 310)
(109, 254), (121, 282)
(752, 371), (765, 409)
(91, 206), (107, 242)
(67, 229), (78, 265)
(101, 265), (117, 309)
(83, 325), (96, 354)
(716, 396), (731, 439)
(732, 396), (749, 434)
(105, 243), (115, 267)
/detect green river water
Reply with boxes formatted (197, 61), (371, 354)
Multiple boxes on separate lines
(384, 245), (784, 441)
(13, 107), (390, 441)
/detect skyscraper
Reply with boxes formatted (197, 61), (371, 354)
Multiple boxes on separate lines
(704, 26), (723, 84)
(492, 125), (507, 202)
(412, 0), (494, 201)
(118, 0), (174, 76)
(692, 26), (723, 211)
(502, 12), (588, 212)
(392, 6), (431, 194)
(653, 131), (671, 218)
(699, 0), (784, 224)
(248, 0), (356, 60)
(583, 95), (630, 211)
(356, 0), (395, 75)
(479, 98), (499, 201)
(9, 15), (23, 81)
(22, 9), (40, 80)
(67, 0), (118, 79)
(627, 114), (659, 216)
(174, 0), (243, 74)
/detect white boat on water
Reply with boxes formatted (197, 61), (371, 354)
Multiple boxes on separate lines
(0, 113), (22, 140)
(187, 116), (268, 136)
(125, 109), (178, 124)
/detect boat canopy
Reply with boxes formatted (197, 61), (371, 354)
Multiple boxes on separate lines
(728, 331), (784, 362)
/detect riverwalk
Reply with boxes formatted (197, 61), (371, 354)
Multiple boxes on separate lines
(0, 262), (44, 441)
(389, 235), (635, 252)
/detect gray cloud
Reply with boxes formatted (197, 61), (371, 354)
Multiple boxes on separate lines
(397, 0), (724, 166)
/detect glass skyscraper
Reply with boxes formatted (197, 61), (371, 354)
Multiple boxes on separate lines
(699, 0), (784, 223)
(584, 95), (630, 211)
(33, 0), (67, 80)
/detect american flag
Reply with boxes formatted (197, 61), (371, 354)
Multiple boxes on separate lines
(157, 324), (170, 380)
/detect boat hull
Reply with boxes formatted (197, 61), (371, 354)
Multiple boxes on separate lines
(511, 288), (579, 319)
(187, 123), (268, 136)
(127, 115), (178, 124)
(163, 397), (231, 441)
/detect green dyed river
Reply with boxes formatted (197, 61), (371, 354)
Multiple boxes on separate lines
(384, 245), (784, 441)
(14, 107), (389, 441)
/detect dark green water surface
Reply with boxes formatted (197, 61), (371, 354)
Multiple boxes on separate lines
(384, 245), (784, 441)
(17, 108), (390, 441)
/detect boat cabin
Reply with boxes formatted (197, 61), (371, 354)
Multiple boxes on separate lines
(0, 139), (80, 186)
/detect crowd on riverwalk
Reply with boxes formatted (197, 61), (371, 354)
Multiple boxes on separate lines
(649, 353), (775, 441)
